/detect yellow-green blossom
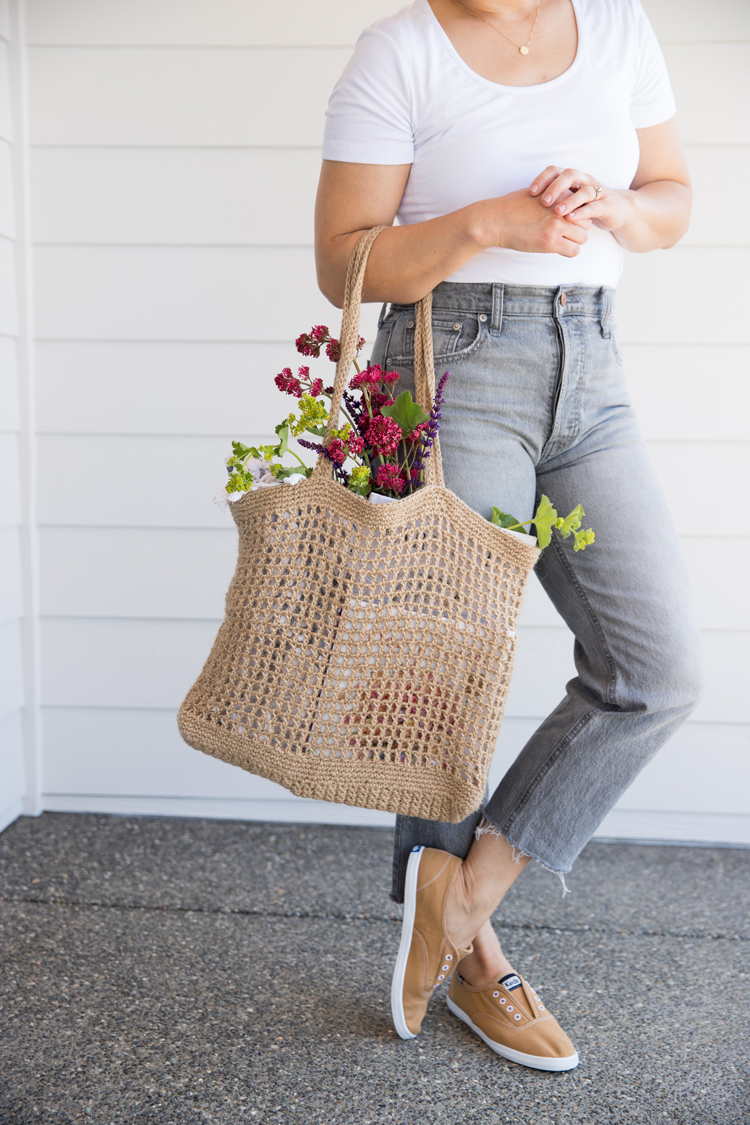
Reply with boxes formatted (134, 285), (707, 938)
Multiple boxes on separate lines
(288, 394), (329, 438)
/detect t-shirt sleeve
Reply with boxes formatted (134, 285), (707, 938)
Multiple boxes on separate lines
(628, 0), (676, 128)
(322, 26), (415, 164)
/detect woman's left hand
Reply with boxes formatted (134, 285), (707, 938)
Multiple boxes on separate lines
(529, 166), (635, 233)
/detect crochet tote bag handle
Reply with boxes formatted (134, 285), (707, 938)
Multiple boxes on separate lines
(317, 226), (445, 488)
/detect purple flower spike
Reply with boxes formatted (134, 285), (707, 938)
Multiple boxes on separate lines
(411, 371), (449, 482)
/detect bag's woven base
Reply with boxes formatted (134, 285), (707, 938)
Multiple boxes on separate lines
(177, 475), (539, 823)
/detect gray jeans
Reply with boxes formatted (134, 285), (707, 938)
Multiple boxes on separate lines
(369, 282), (704, 902)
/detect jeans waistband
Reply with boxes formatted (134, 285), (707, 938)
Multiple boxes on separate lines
(388, 282), (613, 332)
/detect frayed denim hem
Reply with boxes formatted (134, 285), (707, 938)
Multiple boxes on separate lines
(475, 813), (572, 897)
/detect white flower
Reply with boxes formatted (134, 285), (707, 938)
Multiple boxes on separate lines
(213, 458), (283, 511)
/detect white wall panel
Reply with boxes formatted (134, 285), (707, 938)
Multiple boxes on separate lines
(646, 441), (749, 536)
(623, 345), (750, 442)
(0, 524), (22, 625)
(664, 45), (750, 146)
(28, 46), (350, 147)
(0, 336), (20, 432)
(0, 40), (12, 143)
(0, 236), (18, 335)
(643, 0), (750, 41)
(0, 618), (23, 720)
(0, 432), (21, 528)
(0, 710), (25, 832)
(39, 527), (237, 619)
(34, 341), (329, 434)
(685, 147), (750, 248)
(40, 617), (219, 708)
(617, 247), (749, 344)
(0, 0), (11, 42)
(32, 245), (382, 344)
(30, 147), (320, 246)
(0, 141), (15, 239)
(26, 0), (396, 47)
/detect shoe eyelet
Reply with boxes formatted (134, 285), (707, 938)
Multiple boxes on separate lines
(442, 965), (450, 972)
(492, 991), (500, 998)
(499, 998), (506, 1005)
(445, 954), (453, 961)
(539, 1005), (546, 1011)
(506, 1006), (513, 1013)
(514, 1013), (522, 1021)
(438, 974), (445, 981)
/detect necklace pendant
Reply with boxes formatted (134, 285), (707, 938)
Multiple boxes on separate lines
(519, 44), (529, 55)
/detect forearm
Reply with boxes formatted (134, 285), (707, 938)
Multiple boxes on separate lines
(610, 180), (692, 253)
(316, 204), (484, 308)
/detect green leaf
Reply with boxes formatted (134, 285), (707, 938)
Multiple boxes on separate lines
(530, 494), (558, 549)
(380, 390), (429, 436)
(305, 424), (327, 437)
(273, 465), (306, 481)
(556, 504), (584, 539)
(490, 506), (525, 531)
(274, 421), (290, 457)
(231, 441), (253, 462)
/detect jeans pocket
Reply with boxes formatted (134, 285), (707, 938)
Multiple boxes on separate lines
(386, 309), (487, 365)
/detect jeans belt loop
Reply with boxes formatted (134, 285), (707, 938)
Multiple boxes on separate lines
(491, 283), (504, 334)
(601, 288), (612, 338)
(377, 302), (388, 330)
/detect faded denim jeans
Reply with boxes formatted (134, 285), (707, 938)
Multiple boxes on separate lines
(368, 282), (704, 903)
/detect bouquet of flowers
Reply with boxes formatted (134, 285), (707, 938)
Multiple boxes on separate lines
(217, 323), (594, 552)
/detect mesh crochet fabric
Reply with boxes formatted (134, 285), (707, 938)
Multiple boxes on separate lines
(177, 228), (540, 822)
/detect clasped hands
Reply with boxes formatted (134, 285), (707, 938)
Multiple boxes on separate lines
(529, 165), (636, 247)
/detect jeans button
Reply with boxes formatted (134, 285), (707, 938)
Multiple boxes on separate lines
(560, 292), (567, 306)
(479, 313), (487, 322)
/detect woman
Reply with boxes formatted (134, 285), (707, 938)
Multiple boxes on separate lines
(315, 0), (703, 1071)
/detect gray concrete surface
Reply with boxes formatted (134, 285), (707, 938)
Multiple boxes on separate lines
(1, 813), (748, 1124)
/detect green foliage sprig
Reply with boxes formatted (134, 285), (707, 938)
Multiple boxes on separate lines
(491, 495), (595, 551)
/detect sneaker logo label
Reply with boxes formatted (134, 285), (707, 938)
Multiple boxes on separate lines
(499, 973), (522, 991)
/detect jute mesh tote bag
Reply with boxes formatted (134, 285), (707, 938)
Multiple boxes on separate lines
(177, 227), (540, 822)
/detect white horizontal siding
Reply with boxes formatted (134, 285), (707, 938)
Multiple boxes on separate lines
(28, 46), (352, 148)
(0, 335), (21, 431)
(0, 235), (18, 335)
(0, 524), (22, 626)
(0, 618), (24, 721)
(0, 140), (15, 239)
(31, 245), (384, 343)
(25, 0), (398, 47)
(0, 710), (24, 832)
(0, 432), (21, 527)
(33, 433), (750, 536)
(38, 615), (750, 726)
(30, 148), (321, 245)
(36, 526), (750, 633)
(661, 44), (750, 145)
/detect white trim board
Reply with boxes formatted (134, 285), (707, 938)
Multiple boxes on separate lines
(39, 795), (750, 846)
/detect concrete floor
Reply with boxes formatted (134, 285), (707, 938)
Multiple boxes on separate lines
(0, 813), (748, 1125)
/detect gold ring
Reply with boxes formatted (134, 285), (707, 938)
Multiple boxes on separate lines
(593, 186), (603, 200)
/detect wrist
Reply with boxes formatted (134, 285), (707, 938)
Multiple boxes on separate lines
(610, 188), (640, 232)
(464, 197), (508, 251)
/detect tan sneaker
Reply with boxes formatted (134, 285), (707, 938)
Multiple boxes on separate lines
(447, 969), (579, 1071)
(391, 846), (473, 1040)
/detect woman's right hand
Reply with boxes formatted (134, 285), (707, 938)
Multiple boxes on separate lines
(475, 188), (591, 257)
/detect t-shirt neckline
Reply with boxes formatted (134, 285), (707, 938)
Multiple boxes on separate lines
(414, 0), (585, 93)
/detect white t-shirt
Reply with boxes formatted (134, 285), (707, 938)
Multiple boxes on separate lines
(322, 0), (676, 287)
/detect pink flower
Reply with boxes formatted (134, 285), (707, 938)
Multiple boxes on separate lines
(311, 325), (329, 343)
(310, 377), (323, 398)
(325, 338), (341, 362)
(297, 365), (310, 380)
(296, 326), (329, 357)
(364, 415), (402, 456)
(407, 423), (427, 444)
(324, 438), (347, 465)
(349, 364), (386, 391)
(381, 369), (400, 384)
(274, 367), (303, 397)
(376, 463), (405, 495)
(371, 392), (395, 412)
(348, 433), (365, 455)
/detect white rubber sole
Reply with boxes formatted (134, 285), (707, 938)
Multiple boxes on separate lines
(390, 845), (425, 1040)
(447, 996), (580, 1072)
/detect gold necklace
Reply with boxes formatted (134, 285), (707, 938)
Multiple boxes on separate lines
(451, 0), (540, 55)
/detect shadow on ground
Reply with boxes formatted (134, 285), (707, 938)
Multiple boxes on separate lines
(0, 813), (748, 1124)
